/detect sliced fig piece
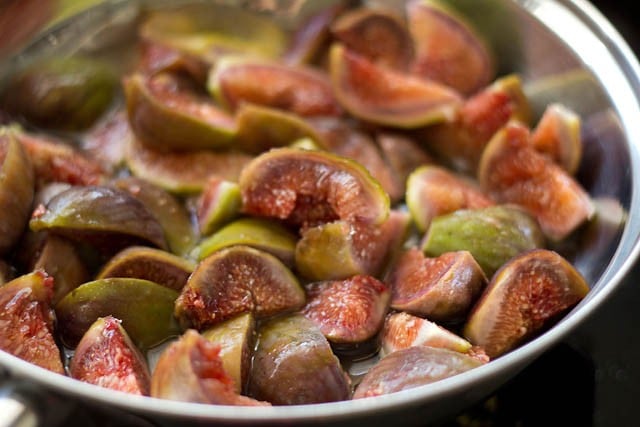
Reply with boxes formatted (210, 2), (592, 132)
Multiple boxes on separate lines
(137, 40), (209, 84)
(124, 73), (236, 152)
(81, 109), (132, 172)
(331, 6), (414, 71)
(302, 275), (390, 345)
(388, 248), (486, 322)
(151, 329), (268, 406)
(56, 277), (180, 350)
(353, 346), (482, 398)
(70, 316), (151, 395)
(2, 56), (116, 131)
(202, 312), (255, 394)
(209, 58), (341, 117)
(0, 128), (34, 255)
(380, 312), (473, 357)
(196, 177), (242, 236)
(295, 210), (410, 281)
(249, 314), (351, 405)
(419, 74), (531, 173)
(422, 204), (545, 277)
(0, 271), (63, 374)
(235, 104), (325, 155)
(406, 165), (494, 232)
(463, 249), (589, 358)
(96, 246), (195, 292)
(530, 103), (582, 175)
(239, 147), (390, 228)
(478, 121), (595, 241)
(407, 0), (494, 96)
(376, 132), (434, 192)
(175, 246), (305, 331)
(330, 43), (462, 128)
(192, 217), (297, 266)
(29, 185), (168, 253)
(112, 177), (197, 256)
(125, 137), (252, 195)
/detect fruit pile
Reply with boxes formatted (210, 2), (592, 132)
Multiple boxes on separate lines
(0, 0), (599, 405)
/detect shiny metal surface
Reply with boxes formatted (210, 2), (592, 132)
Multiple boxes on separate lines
(1, 1), (639, 425)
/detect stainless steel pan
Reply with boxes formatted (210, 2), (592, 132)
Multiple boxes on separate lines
(1, 1), (640, 426)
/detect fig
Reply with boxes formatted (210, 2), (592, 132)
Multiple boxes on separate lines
(137, 40), (209, 84)
(81, 109), (132, 172)
(530, 103), (582, 175)
(239, 147), (390, 228)
(70, 316), (151, 395)
(125, 137), (252, 194)
(380, 312), (473, 357)
(96, 246), (195, 292)
(56, 278), (181, 350)
(463, 249), (590, 358)
(376, 132), (434, 192)
(29, 185), (168, 253)
(301, 275), (390, 345)
(0, 128), (34, 255)
(208, 58), (341, 117)
(0, 271), (64, 374)
(388, 248), (487, 323)
(478, 121), (594, 241)
(175, 246), (305, 331)
(330, 6), (414, 71)
(2, 56), (116, 131)
(151, 329), (268, 406)
(249, 314), (351, 405)
(192, 217), (297, 266)
(112, 177), (198, 256)
(295, 210), (410, 281)
(124, 73), (236, 152)
(406, 165), (494, 232)
(407, 0), (494, 95)
(330, 43), (462, 128)
(196, 177), (242, 236)
(235, 104), (325, 155)
(202, 312), (255, 394)
(419, 73), (531, 173)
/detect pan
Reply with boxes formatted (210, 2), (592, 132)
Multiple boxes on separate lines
(0, 0), (639, 426)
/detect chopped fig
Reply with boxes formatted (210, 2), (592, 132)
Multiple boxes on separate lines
(2, 56), (116, 131)
(249, 314), (351, 405)
(422, 204), (546, 277)
(175, 246), (305, 331)
(239, 147), (390, 228)
(137, 40), (209, 84)
(196, 177), (242, 236)
(406, 165), (494, 232)
(353, 346), (482, 399)
(388, 249), (487, 323)
(124, 73), (236, 152)
(209, 58), (341, 116)
(96, 246), (195, 292)
(295, 210), (410, 281)
(112, 177), (198, 256)
(191, 217), (297, 266)
(301, 275), (390, 345)
(0, 128), (34, 255)
(151, 329), (268, 406)
(463, 249), (590, 358)
(56, 278), (181, 350)
(530, 103), (582, 175)
(70, 316), (151, 395)
(202, 312), (255, 394)
(380, 312), (473, 357)
(478, 121), (594, 241)
(125, 137), (252, 195)
(29, 185), (168, 253)
(0, 271), (64, 374)
(81, 109), (132, 172)
(376, 132), (434, 192)
(407, 0), (494, 95)
(330, 43), (462, 128)
(330, 6), (414, 71)
(420, 74), (531, 174)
